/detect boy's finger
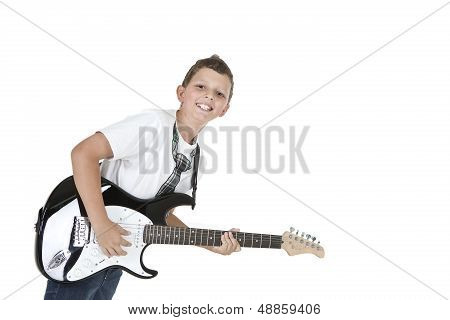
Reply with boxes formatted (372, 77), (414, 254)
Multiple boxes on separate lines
(224, 233), (233, 246)
(121, 239), (132, 247)
(118, 226), (131, 236)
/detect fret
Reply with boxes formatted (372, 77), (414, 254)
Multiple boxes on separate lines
(251, 233), (254, 248)
(206, 229), (209, 246)
(260, 234), (263, 248)
(261, 234), (270, 248)
(164, 226), (167, 244)
(174, 227), (178, 245)
(154, 226), (158, 243)
(218, 230), (221, 246)
(178, 227), (181, 245)
(148, 225), (153, 243)
(167, 226), (170, 244)
(244, 232), (252, 247)
(168, 226), (171, 244)
(152, 226), (155, 244)
(243, 233), (246, 247)
(157, 225), (160, 244)
(168, 226), (172, 244)
(213, 230), (216, 246)
(183, 228), (187, 245)
(269, 234), (272, 248)
(253, 233), (260, 247)
(150, 226), (153, 244)
(194, 229), (197, 245)
(199, 229), (204, 246)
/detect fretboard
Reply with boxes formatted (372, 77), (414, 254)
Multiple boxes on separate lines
(143, 225), (282, 249)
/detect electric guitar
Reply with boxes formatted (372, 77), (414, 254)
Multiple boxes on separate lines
(35, 176), (325, 284)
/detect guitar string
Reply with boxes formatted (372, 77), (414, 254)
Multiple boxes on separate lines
(95, 227), (282, 243)
(107, 222), (297, 239)
(93, 223), (284, 242)
(113, 230), (284, 245)
(88, 222), (286, 245)
(114, 223), (285, 239)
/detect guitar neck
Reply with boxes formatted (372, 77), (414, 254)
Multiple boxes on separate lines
(143, 225), (283, 249)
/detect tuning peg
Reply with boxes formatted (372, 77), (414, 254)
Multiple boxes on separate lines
(312, 236), (316, 242)
(296, 230), (299, 235)
(290, 227), (295, 233)
(306, 234), (311, 240)
(301, 232), (305, 237)
(317, 241), (320, 245)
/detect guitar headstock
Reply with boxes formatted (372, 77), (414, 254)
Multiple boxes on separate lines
(281, 227), (325, 258)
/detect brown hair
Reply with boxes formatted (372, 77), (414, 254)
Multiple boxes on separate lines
(182, 54), (234, 103)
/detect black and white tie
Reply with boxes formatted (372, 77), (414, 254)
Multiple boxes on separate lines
(156, 122), (197, 196)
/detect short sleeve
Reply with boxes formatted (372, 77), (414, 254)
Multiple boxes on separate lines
(97, 113), (157, 161)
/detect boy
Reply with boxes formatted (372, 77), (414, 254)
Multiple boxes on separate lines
(44, 55), (240, 300)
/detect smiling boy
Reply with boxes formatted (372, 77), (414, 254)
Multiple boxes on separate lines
(44, 55), (240, 300)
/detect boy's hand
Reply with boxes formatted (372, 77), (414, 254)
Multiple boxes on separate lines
(94, 219), (132, 257)
(210, 228), (241, 255)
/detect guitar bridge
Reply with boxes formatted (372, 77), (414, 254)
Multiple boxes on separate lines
(72, 216), (90, 247)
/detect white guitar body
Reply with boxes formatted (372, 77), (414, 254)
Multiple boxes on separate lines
(41, 199), (154, 282)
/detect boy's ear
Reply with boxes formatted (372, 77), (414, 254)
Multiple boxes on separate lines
(176, 85), (185, 103)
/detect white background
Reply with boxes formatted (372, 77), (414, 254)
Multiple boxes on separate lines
(0, 0), (449, 318)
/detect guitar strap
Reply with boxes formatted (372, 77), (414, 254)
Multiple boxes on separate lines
(190, 144), (200, 209)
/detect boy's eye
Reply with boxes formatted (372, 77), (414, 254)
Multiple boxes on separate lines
(217, 92), (224, 97)
(196, 85), (204, 89)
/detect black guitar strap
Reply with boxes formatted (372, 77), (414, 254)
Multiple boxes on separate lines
(190, 144), (200, 209)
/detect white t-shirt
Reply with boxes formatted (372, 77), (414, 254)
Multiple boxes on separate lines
(98, 109), (199, 200)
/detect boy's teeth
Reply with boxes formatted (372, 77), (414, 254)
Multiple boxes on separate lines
(197, 103), (211, 111)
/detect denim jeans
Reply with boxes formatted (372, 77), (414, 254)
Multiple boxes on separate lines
(44, 268), (122, 300)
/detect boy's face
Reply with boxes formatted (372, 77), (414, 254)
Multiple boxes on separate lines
(177, 67), (232, 124)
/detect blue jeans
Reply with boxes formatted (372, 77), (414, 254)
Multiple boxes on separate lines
(44, 268), (122, 300)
